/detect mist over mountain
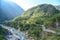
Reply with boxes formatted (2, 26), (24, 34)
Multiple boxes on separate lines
(0, 1), (24, 23)
(55, 5), (60, 10)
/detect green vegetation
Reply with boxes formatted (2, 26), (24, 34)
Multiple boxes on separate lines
(0, 26), (8, 40)
(4, 4), (60, 40)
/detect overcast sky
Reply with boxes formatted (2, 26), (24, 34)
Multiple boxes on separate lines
(3, 0), (60, 11)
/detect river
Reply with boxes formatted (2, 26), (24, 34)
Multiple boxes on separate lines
(0, 24), (27, 40)
(0, 24), (57, 40)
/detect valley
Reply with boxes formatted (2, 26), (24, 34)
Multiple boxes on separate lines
(0, 0), (60, 40)
(3, 4), (60, 40)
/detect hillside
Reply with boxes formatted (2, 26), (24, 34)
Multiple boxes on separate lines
(0, 1), (24, 23)
(4, 4), (60, 40)
(20, 4), (59, 17)
(0, 26), (8, 40)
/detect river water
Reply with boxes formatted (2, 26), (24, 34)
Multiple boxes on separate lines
(0, 24), (27, 40)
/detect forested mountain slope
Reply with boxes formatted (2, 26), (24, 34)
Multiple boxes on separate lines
(4, 4), (60, 40)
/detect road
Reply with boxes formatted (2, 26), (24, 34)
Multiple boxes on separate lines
(41, 25), (56, 33)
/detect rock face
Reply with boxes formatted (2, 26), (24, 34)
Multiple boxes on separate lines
(0, 1), (24, 23)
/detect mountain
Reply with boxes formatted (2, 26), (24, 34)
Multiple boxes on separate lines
(4, 4), (60, 40)
(13, 4), (60, 23)
(0, 1), (24, 23)
(20, 4), (59, 17)
(5, 4), (60, 31)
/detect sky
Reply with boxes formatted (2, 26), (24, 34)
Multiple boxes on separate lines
(3, 0), (60, 11)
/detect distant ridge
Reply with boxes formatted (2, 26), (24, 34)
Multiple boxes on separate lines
(0, 1), (24, 23)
